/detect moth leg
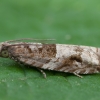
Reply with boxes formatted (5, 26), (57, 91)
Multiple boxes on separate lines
(73, 72), (83, 78)
(37, 68), (46, 78)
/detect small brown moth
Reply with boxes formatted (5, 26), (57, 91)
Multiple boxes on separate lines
(0, 38), (100, 78)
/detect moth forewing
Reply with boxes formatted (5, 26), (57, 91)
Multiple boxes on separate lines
(0, 39), (100, 78)
(12, 43), (100, 76)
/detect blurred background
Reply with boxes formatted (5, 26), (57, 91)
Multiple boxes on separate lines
(0, 0), (100, 46)
(0, 0), (100, 100)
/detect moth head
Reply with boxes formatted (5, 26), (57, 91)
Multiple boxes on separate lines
(0, 42), (9, 58)
(1, 50), (9, 58)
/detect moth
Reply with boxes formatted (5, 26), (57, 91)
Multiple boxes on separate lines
(0, 38), (100, 78)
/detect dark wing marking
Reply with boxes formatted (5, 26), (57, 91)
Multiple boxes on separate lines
(7, 43), (56, 58)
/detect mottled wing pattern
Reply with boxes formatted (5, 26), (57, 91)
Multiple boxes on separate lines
(8, 43), (58, 68)
(17, 56), (100, 75)
(6, 42), (100, 75)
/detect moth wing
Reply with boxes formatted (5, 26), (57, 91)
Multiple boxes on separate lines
(41, 58), (78, 73)
(16, 56), (99, 75)
(16, 56), (65, 70)
(41, 60), (99, 74)
(17, 56), (52, 67)
(16, 56), (77, 73)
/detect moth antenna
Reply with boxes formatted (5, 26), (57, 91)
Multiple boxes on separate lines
(5, 38), (56, 43)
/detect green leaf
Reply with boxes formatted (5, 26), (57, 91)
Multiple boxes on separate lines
(0, 0), (100, 100)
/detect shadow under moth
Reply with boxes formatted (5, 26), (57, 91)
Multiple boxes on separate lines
(0, 38), (100, 78)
